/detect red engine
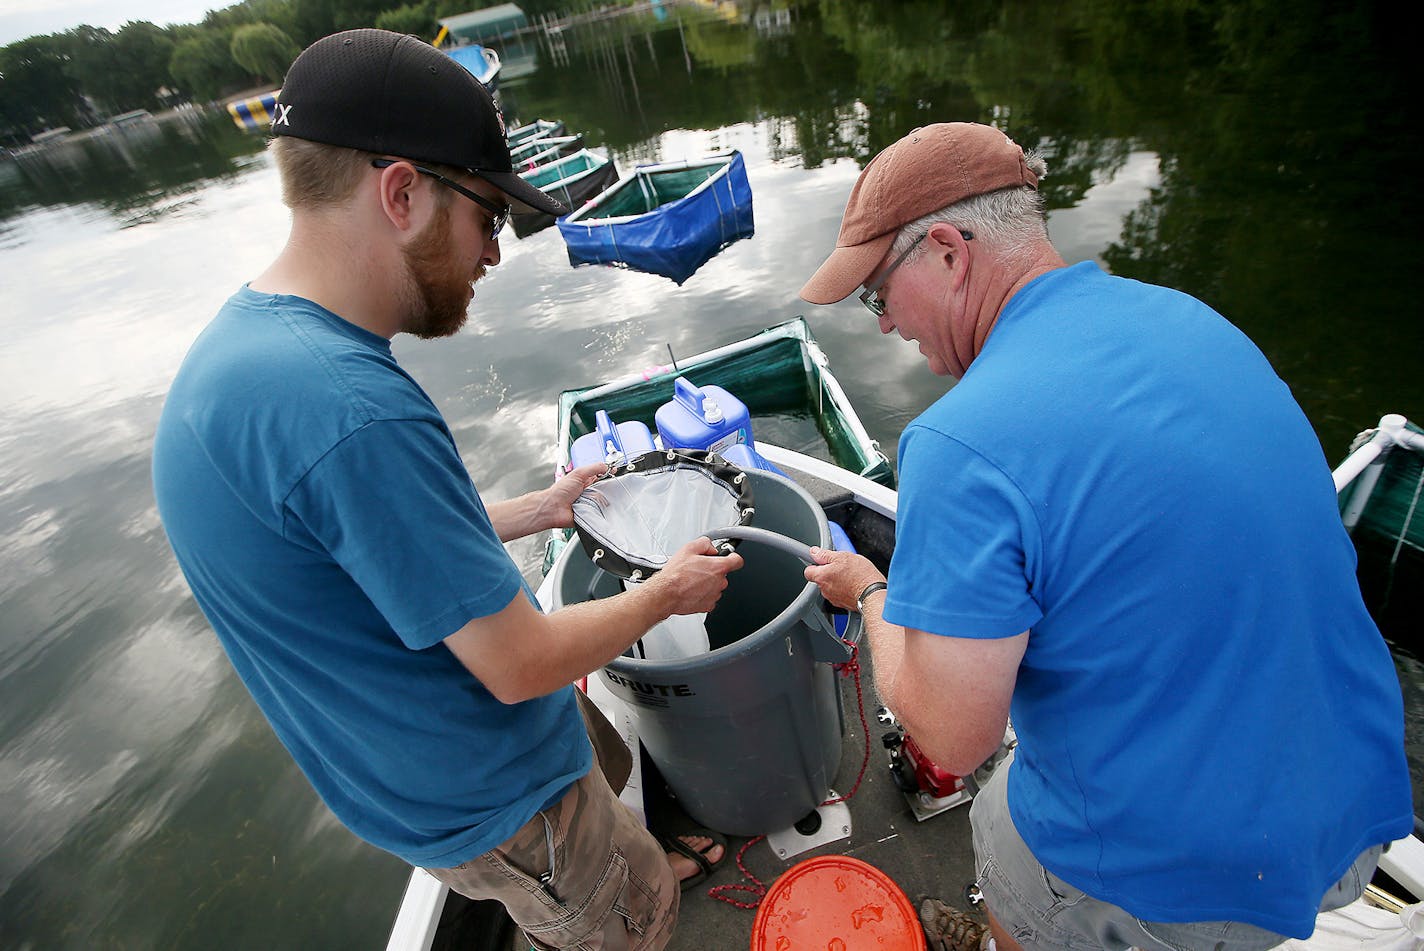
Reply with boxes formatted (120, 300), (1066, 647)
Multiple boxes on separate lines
(894, 734), (962, 797)
(887, 729), (965, 799)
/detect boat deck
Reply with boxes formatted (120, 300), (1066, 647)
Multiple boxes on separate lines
(660, 643), (982, 948)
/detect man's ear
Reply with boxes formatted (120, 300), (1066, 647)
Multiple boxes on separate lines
(926, 221), (972, 288)
(373, 161), (422, 232)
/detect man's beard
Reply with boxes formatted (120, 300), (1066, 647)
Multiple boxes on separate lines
(399, 204), (482, 340)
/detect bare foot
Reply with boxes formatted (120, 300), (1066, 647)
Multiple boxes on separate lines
(666, 834), (724, 882)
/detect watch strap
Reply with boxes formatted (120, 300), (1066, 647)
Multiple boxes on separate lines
(856, 581), (888, 613)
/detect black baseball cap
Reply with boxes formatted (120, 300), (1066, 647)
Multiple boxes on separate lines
(273, 29), (568, 217)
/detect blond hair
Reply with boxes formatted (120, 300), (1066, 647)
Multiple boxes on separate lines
(269, 137), (458, 212)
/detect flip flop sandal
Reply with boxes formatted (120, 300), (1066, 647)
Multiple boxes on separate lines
(659, 830), (727, 892)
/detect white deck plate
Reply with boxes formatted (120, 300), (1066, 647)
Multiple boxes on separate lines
(765, 794), (853, 861)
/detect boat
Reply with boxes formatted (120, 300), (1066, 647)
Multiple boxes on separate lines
(554, 317), (892, 485)
(509, 133), (584, 171)
(505, 118), (565, 149)
(510, 149), (619, 238)
(556, 151), (754, 285)
(384, 323), (1424, 950)
(444, 43), (501, 91)
(106, 109), (153, 127)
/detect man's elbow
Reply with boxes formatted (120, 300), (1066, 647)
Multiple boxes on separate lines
(914, 730), (1002, 778)
(483, 670), (543, 705)
(459, 658), (538, 705)
(894, 693), (1003, 776)
(481, 664), (569, 705)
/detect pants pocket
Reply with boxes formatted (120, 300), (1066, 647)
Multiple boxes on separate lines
(613, 851), (664, 941)
(519, 847), (630, 949)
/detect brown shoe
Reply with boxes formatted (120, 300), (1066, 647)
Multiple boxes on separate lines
(919, 898), (990, 951)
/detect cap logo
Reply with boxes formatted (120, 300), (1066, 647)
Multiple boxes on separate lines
(273, 103), (292, 127)
(494, 108), (506, 137)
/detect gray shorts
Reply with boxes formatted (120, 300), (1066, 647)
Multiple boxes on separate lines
(969, 762), (1380, 951)
(425, 692), (676, 950)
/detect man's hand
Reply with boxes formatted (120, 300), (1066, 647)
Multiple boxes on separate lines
(643, 536), (744, 617)
(804, 547), (885, 611)
(535, 463), (607, 532)
(443, 535), (744, 704)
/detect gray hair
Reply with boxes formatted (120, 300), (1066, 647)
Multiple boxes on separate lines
(890, 148), (1050, 262)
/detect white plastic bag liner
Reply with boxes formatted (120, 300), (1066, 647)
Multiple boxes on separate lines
(571, 450), (753, 580)
(623, 591), (710, 662)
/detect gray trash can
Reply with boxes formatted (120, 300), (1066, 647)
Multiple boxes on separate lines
(547, 469), (851, 836)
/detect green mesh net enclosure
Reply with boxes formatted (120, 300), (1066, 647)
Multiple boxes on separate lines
(576, 164), (722, 220)
(1339, 419), (1424, 642)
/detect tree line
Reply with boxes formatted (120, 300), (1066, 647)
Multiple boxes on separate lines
(0, 0), (629, 145)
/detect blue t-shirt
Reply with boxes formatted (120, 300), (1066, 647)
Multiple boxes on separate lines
(885, 262), (1410, 937)
(152, 287), (591, 868)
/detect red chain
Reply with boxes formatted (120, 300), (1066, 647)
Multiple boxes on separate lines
(707, 641), (871, 910)
(823, 642), (870, 806)
(707, 835), (768, 908)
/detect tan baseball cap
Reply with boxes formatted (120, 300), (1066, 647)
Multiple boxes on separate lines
(800, 123), (1039, 305)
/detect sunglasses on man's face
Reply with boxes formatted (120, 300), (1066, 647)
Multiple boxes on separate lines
(371, 159), (509, 240)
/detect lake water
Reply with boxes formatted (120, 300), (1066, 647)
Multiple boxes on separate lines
(2, 3), (1421, 947)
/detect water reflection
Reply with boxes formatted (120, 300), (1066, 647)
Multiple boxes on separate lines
(3, 110), (266, 230)
(1, 1), (1420, 947)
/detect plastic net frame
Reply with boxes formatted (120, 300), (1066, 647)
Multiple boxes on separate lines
(571, 449), (754, 580)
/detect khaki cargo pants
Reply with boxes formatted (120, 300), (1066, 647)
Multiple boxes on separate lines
(425, 690), (679, 950)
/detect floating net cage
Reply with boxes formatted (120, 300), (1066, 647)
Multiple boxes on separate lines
(1340, 420), (1424, 644)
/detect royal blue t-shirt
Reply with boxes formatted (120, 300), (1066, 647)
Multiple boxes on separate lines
(885, 262), (1410, 937)
(152, 287), (591, 868)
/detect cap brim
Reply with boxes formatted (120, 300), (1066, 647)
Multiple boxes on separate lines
(799, 232), (896, 305)
(478, 169), (570, 217)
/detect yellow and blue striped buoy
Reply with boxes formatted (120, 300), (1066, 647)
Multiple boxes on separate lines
(227, 91), (281, 131)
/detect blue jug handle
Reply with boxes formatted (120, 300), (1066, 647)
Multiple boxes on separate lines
(673, 377), (704, 414)
(594, 409), (624, 457)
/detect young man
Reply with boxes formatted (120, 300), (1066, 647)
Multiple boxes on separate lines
(799, 122), (1411, 951)
(153, 29), (732, 950)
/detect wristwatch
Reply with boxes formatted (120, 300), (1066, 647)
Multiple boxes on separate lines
(856, 581), (888, 614)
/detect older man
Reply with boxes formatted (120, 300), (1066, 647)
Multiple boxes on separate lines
(800, 122), (1410, 951)
(153, 29), (732, 950)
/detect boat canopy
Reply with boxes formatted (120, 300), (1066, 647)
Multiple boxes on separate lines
(445, 44), (499, 87)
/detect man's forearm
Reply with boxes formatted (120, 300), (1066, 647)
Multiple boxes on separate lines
(486, 490), (550, 542)
(858, 589), (908, 709)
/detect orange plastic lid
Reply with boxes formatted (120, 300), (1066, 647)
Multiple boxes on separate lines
(750, 855), (926, 951)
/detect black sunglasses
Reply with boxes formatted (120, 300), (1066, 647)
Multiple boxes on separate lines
(371, 159), (509, 240)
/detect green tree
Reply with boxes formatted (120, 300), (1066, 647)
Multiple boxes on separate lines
(375, 3), (437, 38)
(229, 22), (300, 84)
(0, 35), (86, 134)
(110, 22), (179, 109)
(169, 29), (245, 99)
(59, 26), (119, 112)
(290, 0), (339, 47)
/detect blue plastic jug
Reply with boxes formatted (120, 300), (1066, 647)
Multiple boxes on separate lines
(655, 378), (753, 454)
(569, 410), (656, 469)
(720, 443), (788, 479)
